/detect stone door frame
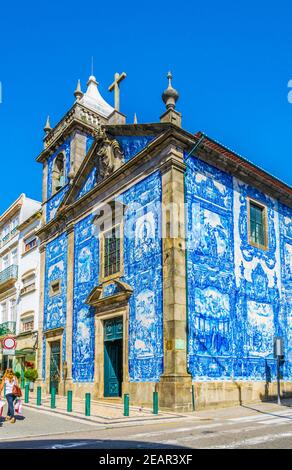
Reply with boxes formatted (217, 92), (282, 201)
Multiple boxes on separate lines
(94, 306), (129, 398)
(44, 328), (64, 395)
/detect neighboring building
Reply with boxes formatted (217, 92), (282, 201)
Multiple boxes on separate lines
(0, 194), (41, 373)
(36, 72), (292, 411)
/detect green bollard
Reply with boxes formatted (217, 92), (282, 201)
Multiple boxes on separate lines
(21, 370), (25, 389)
(24, 384), (29, 404)
(51, 386), (56, 409)
(67, 390), (72, 412)
(85, 393), (91, 416)
(124, 393), (129, 417)
(36, 386), (42, 406)
(153, 391), (159, 415)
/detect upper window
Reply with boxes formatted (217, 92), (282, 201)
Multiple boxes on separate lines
(0, 302), (8, 323)
(21, 271), (36, 295)
(24, 235), (37, 253)
(50, 279), (61, 296)
(21, 312), (34, 333)
(52, 153), (65, 194)
(103, 226), (121, 279)
(9, 299), (16, 322)
(11, 249), (18, 266)
(248, 199), (268, 249)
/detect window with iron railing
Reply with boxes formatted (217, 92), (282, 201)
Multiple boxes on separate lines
(21, 273), (36, 295)
(22, 317), (34, 332)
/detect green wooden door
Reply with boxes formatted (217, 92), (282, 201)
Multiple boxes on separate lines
(104, 317), (123, 397)
(50, 341), (60, 394)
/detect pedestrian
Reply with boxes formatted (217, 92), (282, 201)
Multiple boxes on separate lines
(0, 369), (20, 423)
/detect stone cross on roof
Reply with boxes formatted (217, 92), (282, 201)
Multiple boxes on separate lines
(108, 72), (127, 111)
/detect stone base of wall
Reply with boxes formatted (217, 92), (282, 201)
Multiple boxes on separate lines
(38, 378), (292, 412)
(193, 380), (292, 410)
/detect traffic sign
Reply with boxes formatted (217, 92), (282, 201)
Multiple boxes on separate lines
(2, 337), (16, 350)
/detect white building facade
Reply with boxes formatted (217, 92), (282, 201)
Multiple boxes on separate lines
(0, 194), (41, 373)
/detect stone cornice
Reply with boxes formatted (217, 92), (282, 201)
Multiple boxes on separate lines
(36, 124), (292, 243)
(43, 327), (64, 338)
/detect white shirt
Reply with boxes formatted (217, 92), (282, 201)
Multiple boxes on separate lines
(4, 378), (16, 395)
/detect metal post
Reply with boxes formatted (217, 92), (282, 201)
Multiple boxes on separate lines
(24, 384), (29, 404)
(124, 393), (129, 416)
(36, 386), (41, 406)
(192, 384), (195, 411)
(51, 386), (56, 409)
(67, 390), (72, 412)
(85, 393), (91, 416)
(277, 356), (281, 405)
(153, 391), (158, 414)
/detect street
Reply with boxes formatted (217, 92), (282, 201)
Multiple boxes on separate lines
(1, 401), (292, 449)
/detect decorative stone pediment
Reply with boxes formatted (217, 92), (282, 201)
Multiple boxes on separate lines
(93, 128), (124, 181)
(86, 279), (133, 313)
(57, 129), (125, 210)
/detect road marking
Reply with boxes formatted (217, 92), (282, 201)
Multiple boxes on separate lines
(161, 421), (292, 447)
(229, 410), (292, 423)
(50, 442), (90, 449)
(130, 423), (223, 439)
(258, 417), (292, 425)
(205, 431), (292, 449)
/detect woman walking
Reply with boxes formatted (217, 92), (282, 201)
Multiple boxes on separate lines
(0, 369), (19, 423)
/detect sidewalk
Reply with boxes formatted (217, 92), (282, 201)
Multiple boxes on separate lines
(20, 389), (292, 428)
(21, 390), (185, 426)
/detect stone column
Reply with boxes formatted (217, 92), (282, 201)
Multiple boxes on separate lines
(36, 244), (46, 386)
(158, 145), (192, 412)
(64, 225), (75, 391)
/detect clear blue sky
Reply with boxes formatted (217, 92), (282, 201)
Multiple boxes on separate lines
(1, 0), (292, 213)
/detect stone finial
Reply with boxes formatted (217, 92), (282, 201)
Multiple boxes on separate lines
(74, 79), (83, 101)
(162, 71), (179, 110)
(44, 115), (51, 134)
(134, 113), (138, 124)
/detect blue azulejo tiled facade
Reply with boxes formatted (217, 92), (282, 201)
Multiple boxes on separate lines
(43, 233), (68, 331)
(71, 172), (163, 383)
(185, 153), (292, 384)
(37, 73), (291, 409)
(72, 214), (99, 382)
(121, 171), (163, 382)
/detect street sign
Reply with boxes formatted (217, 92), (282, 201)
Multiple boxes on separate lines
(2, 337), (16, 350)
(3, 348), (15, 356)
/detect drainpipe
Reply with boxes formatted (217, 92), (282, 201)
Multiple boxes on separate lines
(183, 135), (205, 411)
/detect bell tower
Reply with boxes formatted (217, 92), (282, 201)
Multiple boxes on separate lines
(36, 74), (127, 223)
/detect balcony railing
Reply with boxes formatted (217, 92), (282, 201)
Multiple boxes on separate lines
(0, 228), (18, 248)
(20, 283), (35, 296)
(0, 265), (18, 287)
(0, 321), (16, 336)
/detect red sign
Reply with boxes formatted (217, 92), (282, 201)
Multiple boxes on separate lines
(2, 337), (16, 350)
